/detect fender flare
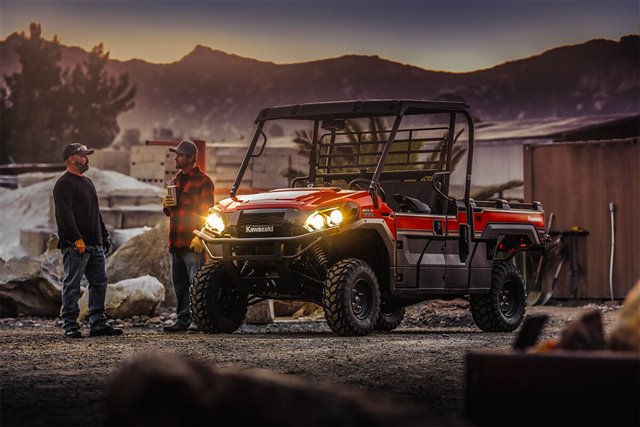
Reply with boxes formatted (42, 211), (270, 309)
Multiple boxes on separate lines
(479, 223), (541, 246)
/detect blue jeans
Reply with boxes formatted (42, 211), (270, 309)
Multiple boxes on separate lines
(61, 245), (108, 330)
(170, 248), (204, 325)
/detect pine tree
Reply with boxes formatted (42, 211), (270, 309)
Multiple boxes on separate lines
(1, 23), (67, 163)
(65, 43), (136, 150)
(1, 23), (137, 163)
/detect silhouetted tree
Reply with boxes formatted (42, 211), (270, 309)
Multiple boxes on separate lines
(1, 23), (67, 163)
(1, 23), (137, 163)
(65, 43), (136, 150)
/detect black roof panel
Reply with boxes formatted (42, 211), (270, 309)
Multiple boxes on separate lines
(255, 99), (470, 122)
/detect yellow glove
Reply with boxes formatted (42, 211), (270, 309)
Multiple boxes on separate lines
(164, 194), (177, 209)
(189, 237), (204, 253)
(74, 239), (86, 254)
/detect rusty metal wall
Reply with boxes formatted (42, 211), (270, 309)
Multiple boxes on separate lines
(524, 138), (639, 300)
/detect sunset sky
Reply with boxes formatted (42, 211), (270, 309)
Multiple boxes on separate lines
(1, 0), (638, 72)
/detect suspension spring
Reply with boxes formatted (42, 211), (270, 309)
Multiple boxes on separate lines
(311, 243), (329, 271)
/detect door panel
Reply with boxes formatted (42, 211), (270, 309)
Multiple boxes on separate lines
(395, 214), (463, 289)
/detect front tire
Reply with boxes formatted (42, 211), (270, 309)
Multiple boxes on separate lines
(190, 261), (247, 333)
(470, 262), (526, 332)
(323, 259), (381, 336)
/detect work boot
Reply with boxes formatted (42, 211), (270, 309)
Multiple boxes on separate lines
(187, 322), (201, 334)
(89, 324), (124, 337)
(64, 326), (82, 339)
(162, 322), (189, 333)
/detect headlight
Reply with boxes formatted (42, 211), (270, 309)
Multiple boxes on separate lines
(205, 212), (225, 234)
(303, 208), (345, 232)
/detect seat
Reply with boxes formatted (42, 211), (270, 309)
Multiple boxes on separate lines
(393, 194), (431, 214)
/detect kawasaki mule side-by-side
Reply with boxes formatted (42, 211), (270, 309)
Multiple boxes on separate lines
(191, 99), (547, 336)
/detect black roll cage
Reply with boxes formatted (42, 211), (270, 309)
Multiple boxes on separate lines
(229, 99), (475, 229)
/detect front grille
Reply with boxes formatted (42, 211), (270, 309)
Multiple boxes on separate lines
(237, 211), (286, 237)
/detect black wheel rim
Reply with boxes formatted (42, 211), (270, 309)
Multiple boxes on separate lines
(499, 279), (520, 317)
(352, 279), (372, 320)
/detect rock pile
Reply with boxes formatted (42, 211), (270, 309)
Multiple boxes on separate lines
(106, 218), (175, 307)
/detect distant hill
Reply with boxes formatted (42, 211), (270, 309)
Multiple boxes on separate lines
(1, 33), (638, 141)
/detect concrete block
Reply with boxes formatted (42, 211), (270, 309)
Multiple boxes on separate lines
(101, 208), (123, 229)
(109, 193), (162, 207)
(20, 226), (57, 257)
(120, 208), (165, 228)
(91, 150), (130, 175)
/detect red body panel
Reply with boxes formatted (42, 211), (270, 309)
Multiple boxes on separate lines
(218, 188), (365, 212)
(217, 189), (544, 238)
(473, 209), (544, 232)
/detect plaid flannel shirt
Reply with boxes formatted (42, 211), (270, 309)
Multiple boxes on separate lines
(164, 167), (215, 249)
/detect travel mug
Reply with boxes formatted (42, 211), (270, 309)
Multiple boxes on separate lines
(166, 185), (177, 207)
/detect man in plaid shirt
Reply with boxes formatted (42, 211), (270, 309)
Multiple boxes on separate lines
(162, 140), (215, 333)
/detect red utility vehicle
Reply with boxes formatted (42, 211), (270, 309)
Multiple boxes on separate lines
(191, 100), (547, 336)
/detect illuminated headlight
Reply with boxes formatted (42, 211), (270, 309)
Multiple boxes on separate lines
(329, 209), (344, 225)
(304, 208), (344, 232)
(205, 212), (226, 234)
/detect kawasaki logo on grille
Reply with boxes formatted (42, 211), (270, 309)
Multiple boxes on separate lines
(245, 225), (274, 233)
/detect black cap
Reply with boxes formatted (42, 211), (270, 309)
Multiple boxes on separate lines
(169, 140), (198, 157)
(63, 143), (94, 160)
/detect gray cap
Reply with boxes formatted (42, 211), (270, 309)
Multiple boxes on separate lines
(169, 140), (198, 157)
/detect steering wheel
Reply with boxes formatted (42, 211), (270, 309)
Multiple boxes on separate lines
(348, 178), (387, 202)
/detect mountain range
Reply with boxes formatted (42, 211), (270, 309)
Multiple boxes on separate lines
(1, 33), (638, 141)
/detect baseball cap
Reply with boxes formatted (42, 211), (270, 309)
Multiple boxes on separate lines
(169, 140), (198, 157)
(63, 143), (94, 160)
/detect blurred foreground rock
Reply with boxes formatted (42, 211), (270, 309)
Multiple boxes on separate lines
(106, 352), (438, 427)
(608, 279), (640, 351)
(107, 219), (175, 307)
(79, 276), (165, 320)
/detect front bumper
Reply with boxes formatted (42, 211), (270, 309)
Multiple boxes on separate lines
(193, 228), (336, 262)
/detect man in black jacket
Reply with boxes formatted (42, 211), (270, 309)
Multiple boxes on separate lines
(52, 143), (123, 338)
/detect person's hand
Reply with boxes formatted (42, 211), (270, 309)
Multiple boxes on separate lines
(103, 240), (111, 255)
(164, 194), (176, 209)
(74, 239), (86, 254)
(189, 237), (204, 253)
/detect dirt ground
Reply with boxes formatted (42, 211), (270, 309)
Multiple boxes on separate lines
(0, 300), (622, 427)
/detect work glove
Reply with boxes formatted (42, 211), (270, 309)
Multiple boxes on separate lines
(189, 236), (204, 253)
(74, 239), (86, 254)
(164, 194), (177, 209)
(103, 240), (111, 255)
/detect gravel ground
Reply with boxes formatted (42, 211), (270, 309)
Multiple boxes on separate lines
(0, 300), (622, 427)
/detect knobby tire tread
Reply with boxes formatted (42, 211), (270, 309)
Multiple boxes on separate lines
(190, 261), (247, 333)
(322, 258), (380, 336)
(470, 262), (526, 332)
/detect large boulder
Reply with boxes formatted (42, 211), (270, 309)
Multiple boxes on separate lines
(0, 236), (65, 317)
(79, 275), (165, 320)
(107, 219), (175, 307)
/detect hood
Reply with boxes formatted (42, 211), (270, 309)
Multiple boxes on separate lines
(217, 188), (361, 212)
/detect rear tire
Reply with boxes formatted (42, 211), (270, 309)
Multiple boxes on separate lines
(375, 307), (406, 331)
(190, 261), (247, 333)
(470, 262), (526, 332)
(323, 259), (381, 336)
